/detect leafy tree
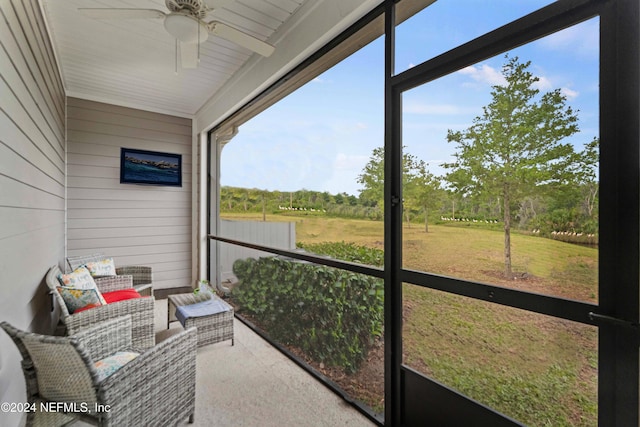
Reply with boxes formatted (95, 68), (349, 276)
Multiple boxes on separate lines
(358, 146), (440, 228)
(577, 137), (599, 219)
(357, 147), (385, 208)
(242, 190), (250, 211)
(222, 188), (234, 210)
(401, 152), (423, 228)
(400, 154), (443, 230)
(444, 56), (580, 277)
(412, 161), (443, 232)
(533, 137), (599, 234)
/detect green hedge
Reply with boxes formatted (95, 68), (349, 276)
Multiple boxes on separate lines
(232, 256), (383, 373)
(297, 241), (384, 267)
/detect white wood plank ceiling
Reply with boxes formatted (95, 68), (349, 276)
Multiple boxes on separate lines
(40, 0), (306, 117)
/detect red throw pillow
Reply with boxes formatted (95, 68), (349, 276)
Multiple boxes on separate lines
(72, 289), (142, 313)
(102, 289), (142, 304)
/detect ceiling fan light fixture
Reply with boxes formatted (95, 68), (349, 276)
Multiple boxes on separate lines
(164, 13), (208, 43)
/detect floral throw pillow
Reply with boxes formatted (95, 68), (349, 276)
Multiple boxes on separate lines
(94, 351), (139, 382)
(84, 258), (117, 277)
(56, 286), (103, 314)
(57, 267), (107, 305)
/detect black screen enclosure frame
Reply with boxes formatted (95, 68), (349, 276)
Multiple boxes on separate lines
(208, 0), (639, 425)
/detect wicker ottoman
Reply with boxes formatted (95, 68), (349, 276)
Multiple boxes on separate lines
(168, 293), (234, 347)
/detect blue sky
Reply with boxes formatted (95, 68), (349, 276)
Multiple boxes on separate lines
(220, 1), (599, 195)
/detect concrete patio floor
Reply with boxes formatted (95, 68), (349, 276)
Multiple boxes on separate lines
(154, 298), (376, 427)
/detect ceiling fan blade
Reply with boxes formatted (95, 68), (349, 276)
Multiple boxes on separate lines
(180, 42), (199, 69)
(208, 21), (274, 57)
(78, 8), (166, 20)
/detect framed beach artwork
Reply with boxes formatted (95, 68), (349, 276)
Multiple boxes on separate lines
(120, 148), (182, 187)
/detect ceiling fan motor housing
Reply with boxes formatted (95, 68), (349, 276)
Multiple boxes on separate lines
(164, 0), (210, 44)
(166, 0), (209, 19)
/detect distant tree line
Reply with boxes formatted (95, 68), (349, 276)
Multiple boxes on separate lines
(219, 186), (383, 220)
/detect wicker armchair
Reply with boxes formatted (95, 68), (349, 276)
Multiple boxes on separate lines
(0, 316), (197, 427)
(67, 253), (153, 297)
(47, 265), (155, 350)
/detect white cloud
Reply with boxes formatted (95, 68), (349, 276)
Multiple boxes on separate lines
(458, 64), (506, 86)
(561, 87), (579, 100)
(533, 75), (552, 91)
(459, 63), (579, 101)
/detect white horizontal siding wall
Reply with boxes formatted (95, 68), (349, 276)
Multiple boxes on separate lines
(0, 0), (66, 425)
(66, 98), (193, 290)
(219, 219), (296, 281)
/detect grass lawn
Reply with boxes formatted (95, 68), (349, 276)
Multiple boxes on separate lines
(222, 212), (598, 426)
(403, 285), (597, 426)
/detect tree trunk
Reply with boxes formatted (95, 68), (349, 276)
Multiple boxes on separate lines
(424, 203), (429, 233)
(405, 210), (411, 228)
(262, 196), (266, 221)
(503, 191), (512, 278)
(587, 185), (598, 217)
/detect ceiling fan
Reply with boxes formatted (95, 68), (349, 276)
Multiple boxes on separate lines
(78, 0), (275, 69)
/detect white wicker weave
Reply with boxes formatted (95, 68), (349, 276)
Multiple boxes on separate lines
(47, 265), (155, 350)
(0, 316), (197, 426)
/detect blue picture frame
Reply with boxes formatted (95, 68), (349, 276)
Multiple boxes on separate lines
(120, 148), (182, 187)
